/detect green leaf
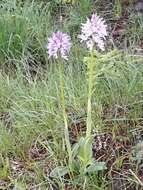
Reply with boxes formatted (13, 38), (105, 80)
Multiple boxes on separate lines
(72, 142), (79, 158)
(85, 162), (106, 174)
(69, 159), (80, 173)
(78, 137), (93, 167)
(50, 166), (69, 178)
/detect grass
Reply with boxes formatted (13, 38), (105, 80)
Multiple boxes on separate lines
(0, 0), (143, 189)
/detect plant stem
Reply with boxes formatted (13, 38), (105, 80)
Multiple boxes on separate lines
(58, 61), (72, 165)
(86, 52), (94, 138)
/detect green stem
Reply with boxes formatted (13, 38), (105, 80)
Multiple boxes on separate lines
(58, 61), (72, 164)
(86, 52), (94, 138)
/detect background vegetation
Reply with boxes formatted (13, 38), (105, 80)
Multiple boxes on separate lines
(0, 0), (143, 189)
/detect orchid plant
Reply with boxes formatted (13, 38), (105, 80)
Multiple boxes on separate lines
(47, 13), (108, 178)
(47, 31), (73, 171)
(77, 13), (108, 173)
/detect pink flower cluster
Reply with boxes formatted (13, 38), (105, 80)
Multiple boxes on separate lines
(47, 13), (108, 59)
(47, 31), (71, 60)
(78, 13), (108, 51)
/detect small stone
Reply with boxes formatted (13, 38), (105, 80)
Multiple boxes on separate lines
(135, 1), (143, 12)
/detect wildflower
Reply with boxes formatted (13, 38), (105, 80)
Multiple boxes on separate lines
(47, 31), (71, 60)
(79, 13), (108, 51)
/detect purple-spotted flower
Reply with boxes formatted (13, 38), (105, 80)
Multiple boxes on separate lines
(78, 13), (108, 51)
(47, 31), (71, 60)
